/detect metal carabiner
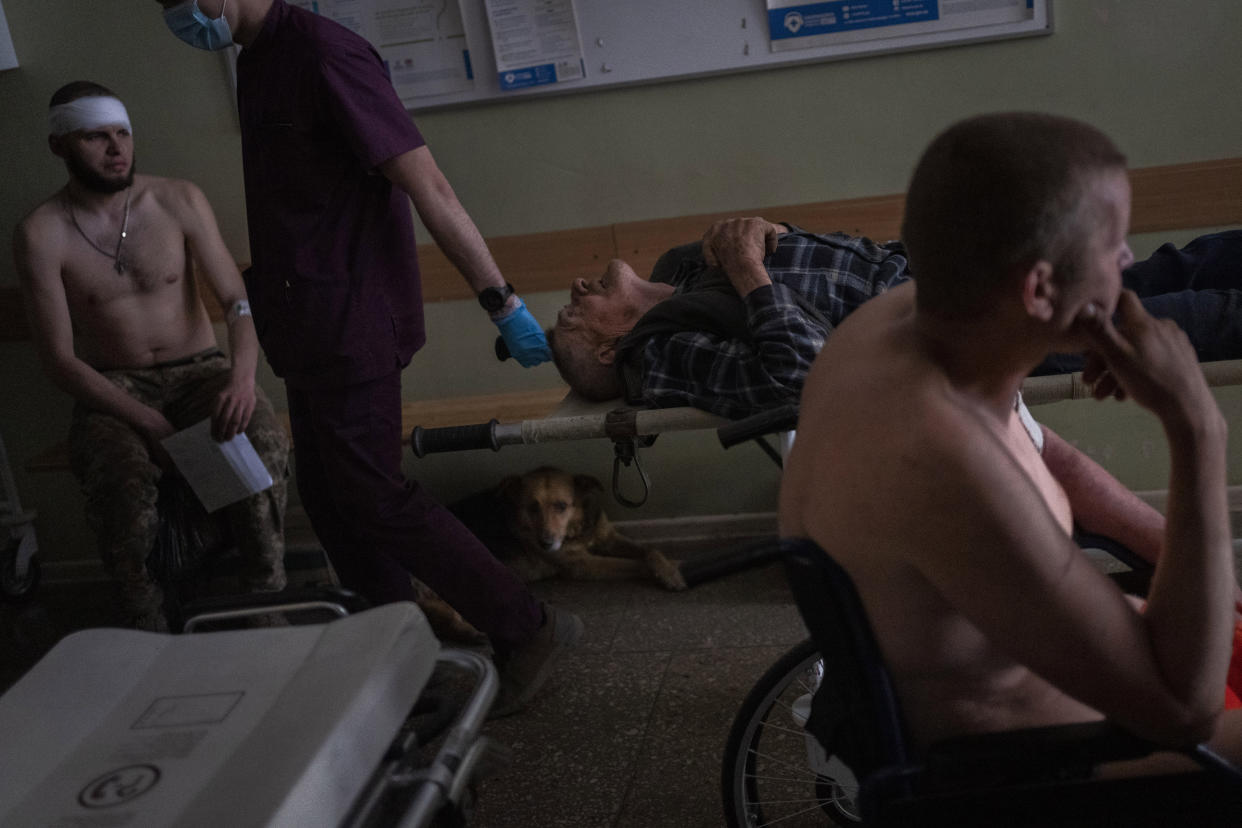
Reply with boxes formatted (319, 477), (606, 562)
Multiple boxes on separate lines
(611, 438), (651, 508)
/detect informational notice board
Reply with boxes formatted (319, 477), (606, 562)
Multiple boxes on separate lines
(0, 1), (18, 71)
(279, 0), (1051, 111)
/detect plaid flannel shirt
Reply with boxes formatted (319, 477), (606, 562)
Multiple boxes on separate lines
(632, 226), (912, 418)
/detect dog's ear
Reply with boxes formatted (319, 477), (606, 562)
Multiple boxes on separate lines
(574, 475), (606, 527)
(496, 475), (523, 506)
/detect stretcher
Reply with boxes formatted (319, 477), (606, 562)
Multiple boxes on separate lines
(409, 359), (1242, 505)
(0, 601), (500, 828)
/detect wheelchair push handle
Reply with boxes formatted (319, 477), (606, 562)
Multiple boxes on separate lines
(716, 404), (800, 449)
(410, 420), (501, 457)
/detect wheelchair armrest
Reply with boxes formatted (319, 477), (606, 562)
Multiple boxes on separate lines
(1073, 528), (1153, 574)
(921, 720), (1157, 787)
(1074, 528), (1154, 596)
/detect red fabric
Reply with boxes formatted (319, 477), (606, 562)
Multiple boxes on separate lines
(1227, 622), (1242, 710)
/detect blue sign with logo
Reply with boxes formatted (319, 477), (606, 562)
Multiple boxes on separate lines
(769, 1), (940, 41)
(498, 63), (560, 91)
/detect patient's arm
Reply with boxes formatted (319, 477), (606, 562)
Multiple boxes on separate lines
(635, 287), (830, 417)
(1044, 419), (1242, 620)
(701, 217), (784, 297)
(1040, 425), (1164, 565)
(629, 219), (825, 417)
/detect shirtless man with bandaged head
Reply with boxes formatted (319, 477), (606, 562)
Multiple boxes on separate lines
(780, 111), (1242, 770)
(13, 80), (289, 631)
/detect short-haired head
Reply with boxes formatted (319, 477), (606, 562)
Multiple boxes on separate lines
(49, 80), (120, 109)
(548, 326), (624, 401)
(47, 80), (135, 193)
(902, 112), (1127, 319)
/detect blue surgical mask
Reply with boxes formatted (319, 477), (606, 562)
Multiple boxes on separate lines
(163, 0), (233, 52)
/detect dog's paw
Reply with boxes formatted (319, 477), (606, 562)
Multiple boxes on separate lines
(425, 606), (489, 646)
(652, 557), (688, 591)
(411, 578), (489, 645)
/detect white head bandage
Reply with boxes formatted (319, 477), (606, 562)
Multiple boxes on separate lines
(48, 96), (132, 137)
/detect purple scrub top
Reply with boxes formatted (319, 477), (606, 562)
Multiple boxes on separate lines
(237, 0), (428, 388)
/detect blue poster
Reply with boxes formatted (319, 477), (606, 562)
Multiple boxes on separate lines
(498, 63), (561, 91)
(769, 1), (940, 42)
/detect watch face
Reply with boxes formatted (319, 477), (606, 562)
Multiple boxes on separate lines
(480, 283), (513, 311)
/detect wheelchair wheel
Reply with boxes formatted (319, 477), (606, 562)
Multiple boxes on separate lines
(722, 639), (861, 827)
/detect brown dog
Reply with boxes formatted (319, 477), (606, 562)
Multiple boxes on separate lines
(452, 466), (687, 590)
(416, 467), (686, 645)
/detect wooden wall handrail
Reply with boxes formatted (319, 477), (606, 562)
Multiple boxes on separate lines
(419, 156), (1242, 300)
(4, 156), (1239, 343)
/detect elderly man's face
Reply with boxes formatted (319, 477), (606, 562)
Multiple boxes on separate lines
(554, 259), (650, 352)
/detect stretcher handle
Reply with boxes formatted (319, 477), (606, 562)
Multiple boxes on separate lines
(716, 404), (800, 449)
(411, 420), (501, 457)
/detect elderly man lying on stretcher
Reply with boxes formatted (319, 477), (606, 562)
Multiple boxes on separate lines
(547, 222), (1242, 419)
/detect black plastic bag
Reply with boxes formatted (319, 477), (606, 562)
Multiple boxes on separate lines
(149, 474), (229, 584)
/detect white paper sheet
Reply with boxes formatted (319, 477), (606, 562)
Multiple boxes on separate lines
(290, 0), (475, 101)
(484, 0), (585, 91)
(160, 419), (274, 513)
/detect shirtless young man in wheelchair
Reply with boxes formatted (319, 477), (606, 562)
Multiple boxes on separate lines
(779, 111), (1242, 771)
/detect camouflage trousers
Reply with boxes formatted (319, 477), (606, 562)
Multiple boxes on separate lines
(69, 350), (289, 627)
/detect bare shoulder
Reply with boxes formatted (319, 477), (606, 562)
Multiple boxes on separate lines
(13, 194), (69, 277)
(785, 299), (1050, 563)
(14, 193), (66, 241)
(140, 174), (204, 207)
(137, 175), (217, 234)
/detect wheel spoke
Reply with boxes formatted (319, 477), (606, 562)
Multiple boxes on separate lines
(747, 749), (821, 779)
(746, 799), (838, 827)
(724, 642), (858, 827)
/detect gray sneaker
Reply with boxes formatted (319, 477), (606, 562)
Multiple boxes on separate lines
(490, 604), (584, 718)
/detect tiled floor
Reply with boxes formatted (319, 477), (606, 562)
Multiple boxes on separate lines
(472, 547), (806, 828)
(0, 539), (810, 827)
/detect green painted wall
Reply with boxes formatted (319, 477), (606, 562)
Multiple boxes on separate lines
(1, 1), (1239, 572)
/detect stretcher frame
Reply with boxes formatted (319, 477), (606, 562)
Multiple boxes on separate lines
(0, 601), (502, 828)
(410, 358), (1242, 505)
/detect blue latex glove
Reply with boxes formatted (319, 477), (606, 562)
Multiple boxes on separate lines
(492, 297), (551, 367)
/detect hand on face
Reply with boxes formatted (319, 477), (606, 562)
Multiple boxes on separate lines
(1077, 289), (1210, 417)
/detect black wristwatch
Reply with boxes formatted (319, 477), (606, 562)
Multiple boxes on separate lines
(478, 282), (515, 313)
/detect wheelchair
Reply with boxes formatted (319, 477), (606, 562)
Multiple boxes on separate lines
(720, 537), (1242, 827)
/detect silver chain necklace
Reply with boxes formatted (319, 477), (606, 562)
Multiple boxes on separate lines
(65, 187), (132, 274)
